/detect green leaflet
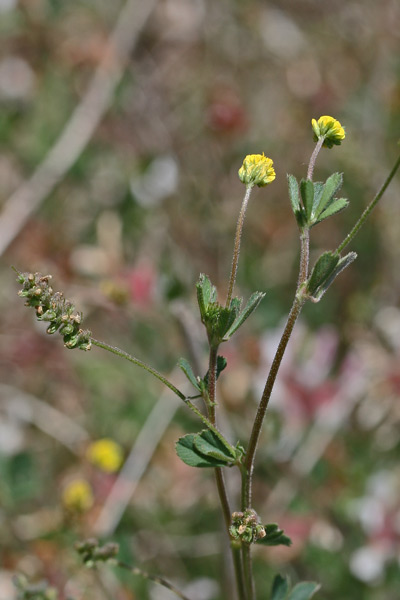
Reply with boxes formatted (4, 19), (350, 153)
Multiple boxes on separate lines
(316, 197), (349, 223)
(178, 358), (201, 391)
(271, 575), (289, 600)
(176, 429), (237, 468)
(256, 523), (292, 547)
(175, 433), (229, 468)
(203, 355), (228, 387)
(223, 291), (266, 340)
(269, 575), (320, 600)
(287, 174), (307, 229)
(196, 273), (217, 322)
(288, 582), (321, 600)
(300, 179), (315, 220)
(314, 172), (343, 218)
(307, 251), (357, 301)
(194, 429), (236, 462)
(307, 252), (340, 297)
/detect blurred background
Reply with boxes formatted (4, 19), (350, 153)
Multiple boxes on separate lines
(1, 0), (400, 598)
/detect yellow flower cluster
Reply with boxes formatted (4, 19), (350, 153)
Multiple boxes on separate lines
(312, 116), (345, 148)
(62, 479), (93, 512)
(238, 153), (275, 187)
(86, 438), (124, 473)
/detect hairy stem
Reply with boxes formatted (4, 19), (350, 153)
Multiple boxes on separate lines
(226, 185), (253, 307)
(242, 544), (255, 600)
(336, 152), (400, 254)
(307, 137), (324, 181)
(244, 228), (309, 507)
(208, 345), (247, 600)
(91, 338), (235, 448)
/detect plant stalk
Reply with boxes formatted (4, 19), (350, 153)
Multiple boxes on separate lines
(208, 345), (247, 600)
(226, 184), (253, 308)
(307, 137), (324, 181)
(91, 338), (186, 400)
(336, 152), (400, 254)
(244, 228), (309, 508)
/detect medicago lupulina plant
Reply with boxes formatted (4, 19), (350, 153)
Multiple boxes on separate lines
(15, 117), (400, 600)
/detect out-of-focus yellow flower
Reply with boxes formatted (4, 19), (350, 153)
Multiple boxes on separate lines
(86, 438), (124, 473)
(238, 153), (275, 187)
(312, 116), (345, 148)
(62, 479), (93, 512)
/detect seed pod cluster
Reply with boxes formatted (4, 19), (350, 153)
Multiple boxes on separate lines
(16, 270), (91, 350)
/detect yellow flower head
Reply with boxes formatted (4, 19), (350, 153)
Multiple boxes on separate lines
(311, 116), (345, 148)
(238, 153), (275, 187)
(62, 479), (93, 512)
(86, 438), (124, 473)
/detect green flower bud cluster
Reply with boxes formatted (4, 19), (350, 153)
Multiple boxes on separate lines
(13, 574), (58, 600)
(229, 509), (266, 544)
(16, 270), (91, 350)
(75, 538), (119, 567)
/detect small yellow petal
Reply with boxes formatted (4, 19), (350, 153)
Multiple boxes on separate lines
(62, 479), (93, 512)
(312, 115), (345, 148)
(238, 153), (276, 187)
(86, 438), (124, 473)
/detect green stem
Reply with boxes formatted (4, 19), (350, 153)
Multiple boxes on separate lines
(336, 152), (400, 254)
(307, 137), (324, 181)
(242, 544), (255, 600)
(91, 338), (235, 449)
(91, 338), (186, 400)
(244, 227), (309, 508)
(226, 185), (253, 308)
(116, 560), (192, 600)
(208, 345), (247, 600)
